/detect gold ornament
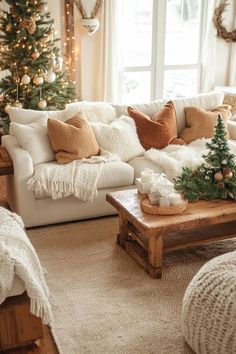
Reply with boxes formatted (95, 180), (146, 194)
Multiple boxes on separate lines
(27, 20), (37, 35)
(19, 18), (37, 35)
(214, 171), (223, 182)
(223, 167), (233, 179)
(40, 35), (50, 44)
(11, 100), (23, 109)
(21, 74), (31, 85)
(33, 76), (44, 86)
(37, 99), (47, 109)
(5, 23), (11, 32)
(37, 3), (48, 12)
(31, 50), (40, 60)
(4, 104), (11, 113)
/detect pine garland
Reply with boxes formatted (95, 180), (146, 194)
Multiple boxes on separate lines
(174, 115), (236, 201)
(0, 0), (78, 132)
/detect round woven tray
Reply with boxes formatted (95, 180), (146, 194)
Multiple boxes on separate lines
(140, 196), (188, 215)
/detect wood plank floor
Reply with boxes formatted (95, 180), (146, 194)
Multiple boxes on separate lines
(0, 177), (59, 354)
(3, 326), (58, 354)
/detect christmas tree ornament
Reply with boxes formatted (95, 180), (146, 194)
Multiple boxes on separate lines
(21, 74), (31, 85)
(45, 71), (56, 83)
(223, 167), (233, 179)
(11, 100), (23, 108)
(218, 182), (225, 190)
(37, 3), (48, 12)
(38, 99), (47, 109)
(214, 171), (223, 182)
(31, 50), (40, 60)
(40, 34), (50, 44)
(27, 19), (37, 35)
(33, 76), (44, 85)
(5, 23), (11, 32)
(222, 160), (227, 165)
(4, 104), (11, 113)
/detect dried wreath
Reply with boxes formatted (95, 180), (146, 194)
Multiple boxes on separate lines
(213, 0), (236, 42)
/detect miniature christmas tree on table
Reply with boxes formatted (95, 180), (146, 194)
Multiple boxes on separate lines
(0, 0), (77, 132)
(174, 115), (236, 201)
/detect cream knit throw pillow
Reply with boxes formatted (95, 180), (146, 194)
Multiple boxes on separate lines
(181, 250), (236, 354)
(180, 105), (231, 143)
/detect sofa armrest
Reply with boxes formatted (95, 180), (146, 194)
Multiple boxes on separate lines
(227, 121), (236, 141)
(1, 135), (38, 227)
(2, 135), (34, 178)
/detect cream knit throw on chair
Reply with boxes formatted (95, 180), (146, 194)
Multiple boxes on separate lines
(0, 207), (53, 325)
(181, 250), (236, 354)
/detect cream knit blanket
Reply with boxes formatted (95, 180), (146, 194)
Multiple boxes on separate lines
(144, 138), (236, 181)
(0, 207), (53, 325)
(27, 149), (120, 201)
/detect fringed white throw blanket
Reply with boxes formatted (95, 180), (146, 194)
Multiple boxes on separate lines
(0, 207), (53, 325)
(144, 138), (236, 181)
(27, 149), (120, 201)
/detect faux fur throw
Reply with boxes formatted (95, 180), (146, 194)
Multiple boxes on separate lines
(144, 138), (236, 181)
(0, 207), (53, 325)
(27, 149), (120, 201)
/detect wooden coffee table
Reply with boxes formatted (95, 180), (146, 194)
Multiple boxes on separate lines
(106, 189), (236, 278)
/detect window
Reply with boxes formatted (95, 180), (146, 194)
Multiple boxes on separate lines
(117, 0), (204, 103)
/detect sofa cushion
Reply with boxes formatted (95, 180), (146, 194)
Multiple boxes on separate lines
(180, 105), (231, 143)
(32, 161), (134, 198)
(66, 101), (116, 123)
(128, 156), (165, 179)
(128, 101), (186, 150)
(91, 116), (144, 162)
(10, 118), (54, 165)
(172, 91), (224, 134)
(113, 100), (165, 118)
(8, 107), (71, 124)
(47, 114), (100, 164)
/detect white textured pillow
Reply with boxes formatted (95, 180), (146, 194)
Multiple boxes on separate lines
(91, 116), (144, 162)
(8, 107), (72, 124)
(66, 101), (116, 123)
(10, 119), (54, 165)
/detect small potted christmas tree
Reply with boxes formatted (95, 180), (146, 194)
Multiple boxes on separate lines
(174, 115), (236, 201)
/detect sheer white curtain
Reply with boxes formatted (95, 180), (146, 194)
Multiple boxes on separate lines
(200, 0), (220, 92)
(228, 1), (236, 86)
(96, 0), (123, 102)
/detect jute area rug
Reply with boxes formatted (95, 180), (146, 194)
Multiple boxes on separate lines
(27, 217), (236, 354)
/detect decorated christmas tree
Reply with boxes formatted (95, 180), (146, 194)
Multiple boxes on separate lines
(0, 0), (77, 131)
(174, 115), (236, 201)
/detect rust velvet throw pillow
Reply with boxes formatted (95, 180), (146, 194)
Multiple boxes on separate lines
(128, 101), (185, 150)
(47, 113), (100, 164)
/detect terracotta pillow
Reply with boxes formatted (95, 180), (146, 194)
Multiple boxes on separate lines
(128, 101), (186, 150)
(180, 105), (231, 143)
(47, 113), (100, 164)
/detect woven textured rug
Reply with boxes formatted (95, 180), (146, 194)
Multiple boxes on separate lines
(27, 217), (236, 354)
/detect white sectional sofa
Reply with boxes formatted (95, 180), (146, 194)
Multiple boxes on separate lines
(3, 91), (236, 228)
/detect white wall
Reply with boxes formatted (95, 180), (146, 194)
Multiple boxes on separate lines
(214, 0), (235, 86)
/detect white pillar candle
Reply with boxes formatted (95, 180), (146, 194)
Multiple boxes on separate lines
(169, 193), (183, 206)
(149, 194), (159, 205)
(159, 197), (170, 207)
(141, 169), (153, 183)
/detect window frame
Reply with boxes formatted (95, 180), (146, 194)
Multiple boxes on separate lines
(121, 0), (206, 102)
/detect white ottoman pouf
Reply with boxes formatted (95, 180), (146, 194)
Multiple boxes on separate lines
(181, 250), (236, 354)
